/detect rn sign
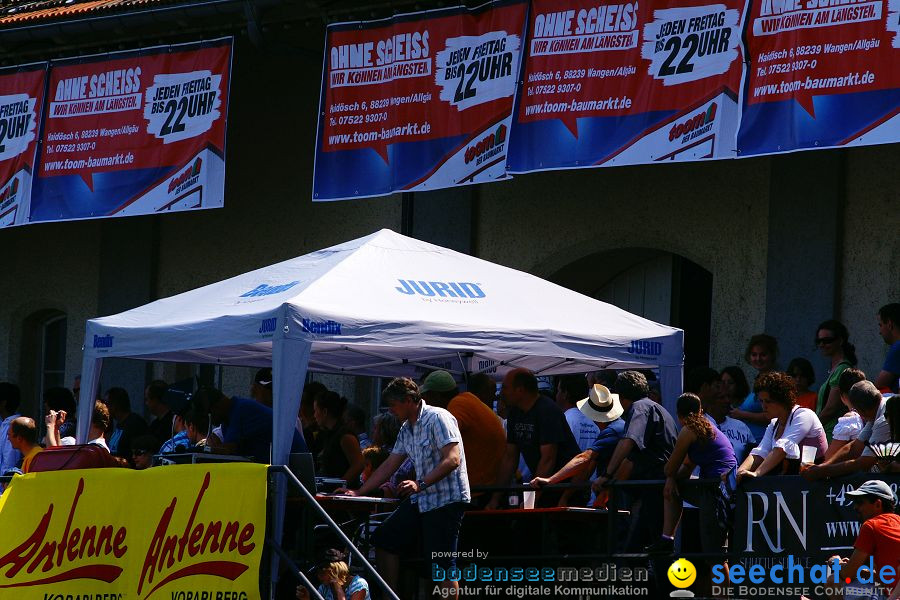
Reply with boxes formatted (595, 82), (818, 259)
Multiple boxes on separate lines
(734, 475), (900, 560)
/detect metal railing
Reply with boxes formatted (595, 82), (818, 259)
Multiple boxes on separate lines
(267, 465), (401, 600)
(471, 477), (729, 561)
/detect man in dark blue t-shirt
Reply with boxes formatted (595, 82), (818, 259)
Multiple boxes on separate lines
(876, 303), (900, 393)
(196, 386), (307, 462)
(488, 368), (581, 509)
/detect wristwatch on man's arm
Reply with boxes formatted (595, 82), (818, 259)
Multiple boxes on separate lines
(417, 479), (429, 491)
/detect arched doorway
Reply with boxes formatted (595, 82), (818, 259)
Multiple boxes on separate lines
(550, 248), (713, 373)
(18, 308), (68, 418)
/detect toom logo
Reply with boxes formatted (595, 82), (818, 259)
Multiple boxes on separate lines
(464, 124), (507, 165)
(168, 157), (203, 194)
(93, 334), (114, 349)
(240, 281), (300, 298)
(669, 103), (717, 142)
(629, 340), (662, 356)
(258, 318), (277, 334)
(395, 280), (485, 298)
(0, 178), (19, 205)
(301, 318), (342, 335)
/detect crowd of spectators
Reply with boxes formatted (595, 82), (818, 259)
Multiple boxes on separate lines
(0, 302), (898, 597)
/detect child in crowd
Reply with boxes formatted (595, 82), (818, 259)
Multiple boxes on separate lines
(824, 368), (867, 460)
(360, 446), (388, 485)
(787, 357), (818, 411)
(295, 548), (370, 600)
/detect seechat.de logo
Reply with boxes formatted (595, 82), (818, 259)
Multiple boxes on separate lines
(92, 334), (114, 349)
(395, 279), (485, 299)
(301, 318), (342, 335)
(629, 339), (663, 356)
(240, 281), (300, 298)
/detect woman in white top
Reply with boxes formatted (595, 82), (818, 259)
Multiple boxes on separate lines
(737, 372), (828, 482)
(824, 367), (867, 460)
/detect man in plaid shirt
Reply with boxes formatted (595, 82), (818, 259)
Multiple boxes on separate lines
(345, 377), (470, 597)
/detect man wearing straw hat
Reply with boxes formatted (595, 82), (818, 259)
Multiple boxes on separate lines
(530, 383), (626, 507)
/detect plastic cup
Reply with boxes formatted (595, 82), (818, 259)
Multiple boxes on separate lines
(801, 446), (817, 465)
(523, 491), (536, 510)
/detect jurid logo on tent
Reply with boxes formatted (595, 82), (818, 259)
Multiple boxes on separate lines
(240, 281), (300, 298)
(395, 280), (485, 301)
(259, 318), (277, 335)
(629, 340), (662, 357)
(92, 334), (114, 349)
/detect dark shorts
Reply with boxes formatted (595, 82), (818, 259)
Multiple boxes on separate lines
(678, 480), (727, 553)
(370, 499), (467, 569)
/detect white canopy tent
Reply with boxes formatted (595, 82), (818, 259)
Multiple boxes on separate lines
(77, 228), (684, 459)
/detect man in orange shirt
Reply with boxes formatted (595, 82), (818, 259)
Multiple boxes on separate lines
(419, 370), (506, 504)
(7, 417), (41, 473)
(830, 480), (900, 600)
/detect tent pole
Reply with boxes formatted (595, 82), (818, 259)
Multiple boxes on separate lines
(76, 356), (103, 443)
(270, 335), (312, 596)
(659, 365), (683, 416)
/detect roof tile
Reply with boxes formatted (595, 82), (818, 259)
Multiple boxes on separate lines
(0, 0), (173, 26)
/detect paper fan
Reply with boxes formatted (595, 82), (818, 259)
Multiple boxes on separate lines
(868, 443), (900, 460)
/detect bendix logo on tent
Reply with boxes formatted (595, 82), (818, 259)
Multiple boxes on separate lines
(301, 318), (342, 335)
(395, 279), (485, 299)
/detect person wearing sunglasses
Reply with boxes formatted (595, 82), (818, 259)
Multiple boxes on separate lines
(815, 319), (858, 440)
(130, 434), (160, 470)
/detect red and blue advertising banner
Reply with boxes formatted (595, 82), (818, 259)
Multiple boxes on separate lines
(506, 0), (746, 173)
(30, 38), (231, 223)
(313, 1), (528, 201)
(0, 64), (45, 228)
(738, 0), (900, 155)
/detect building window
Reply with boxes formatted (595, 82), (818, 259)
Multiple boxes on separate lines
(39, 314), (67, 400)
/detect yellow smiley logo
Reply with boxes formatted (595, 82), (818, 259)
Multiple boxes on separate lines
(667, 558), (697, 589)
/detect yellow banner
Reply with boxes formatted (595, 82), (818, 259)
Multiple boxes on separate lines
(0, 463), (267, 600)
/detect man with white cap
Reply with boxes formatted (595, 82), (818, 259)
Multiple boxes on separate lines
(829, 479), (900, 600)
(530, 384), (626, 506)
(250, 367), (273, 408)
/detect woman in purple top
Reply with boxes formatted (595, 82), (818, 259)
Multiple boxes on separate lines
(648, 393), (736, 554)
